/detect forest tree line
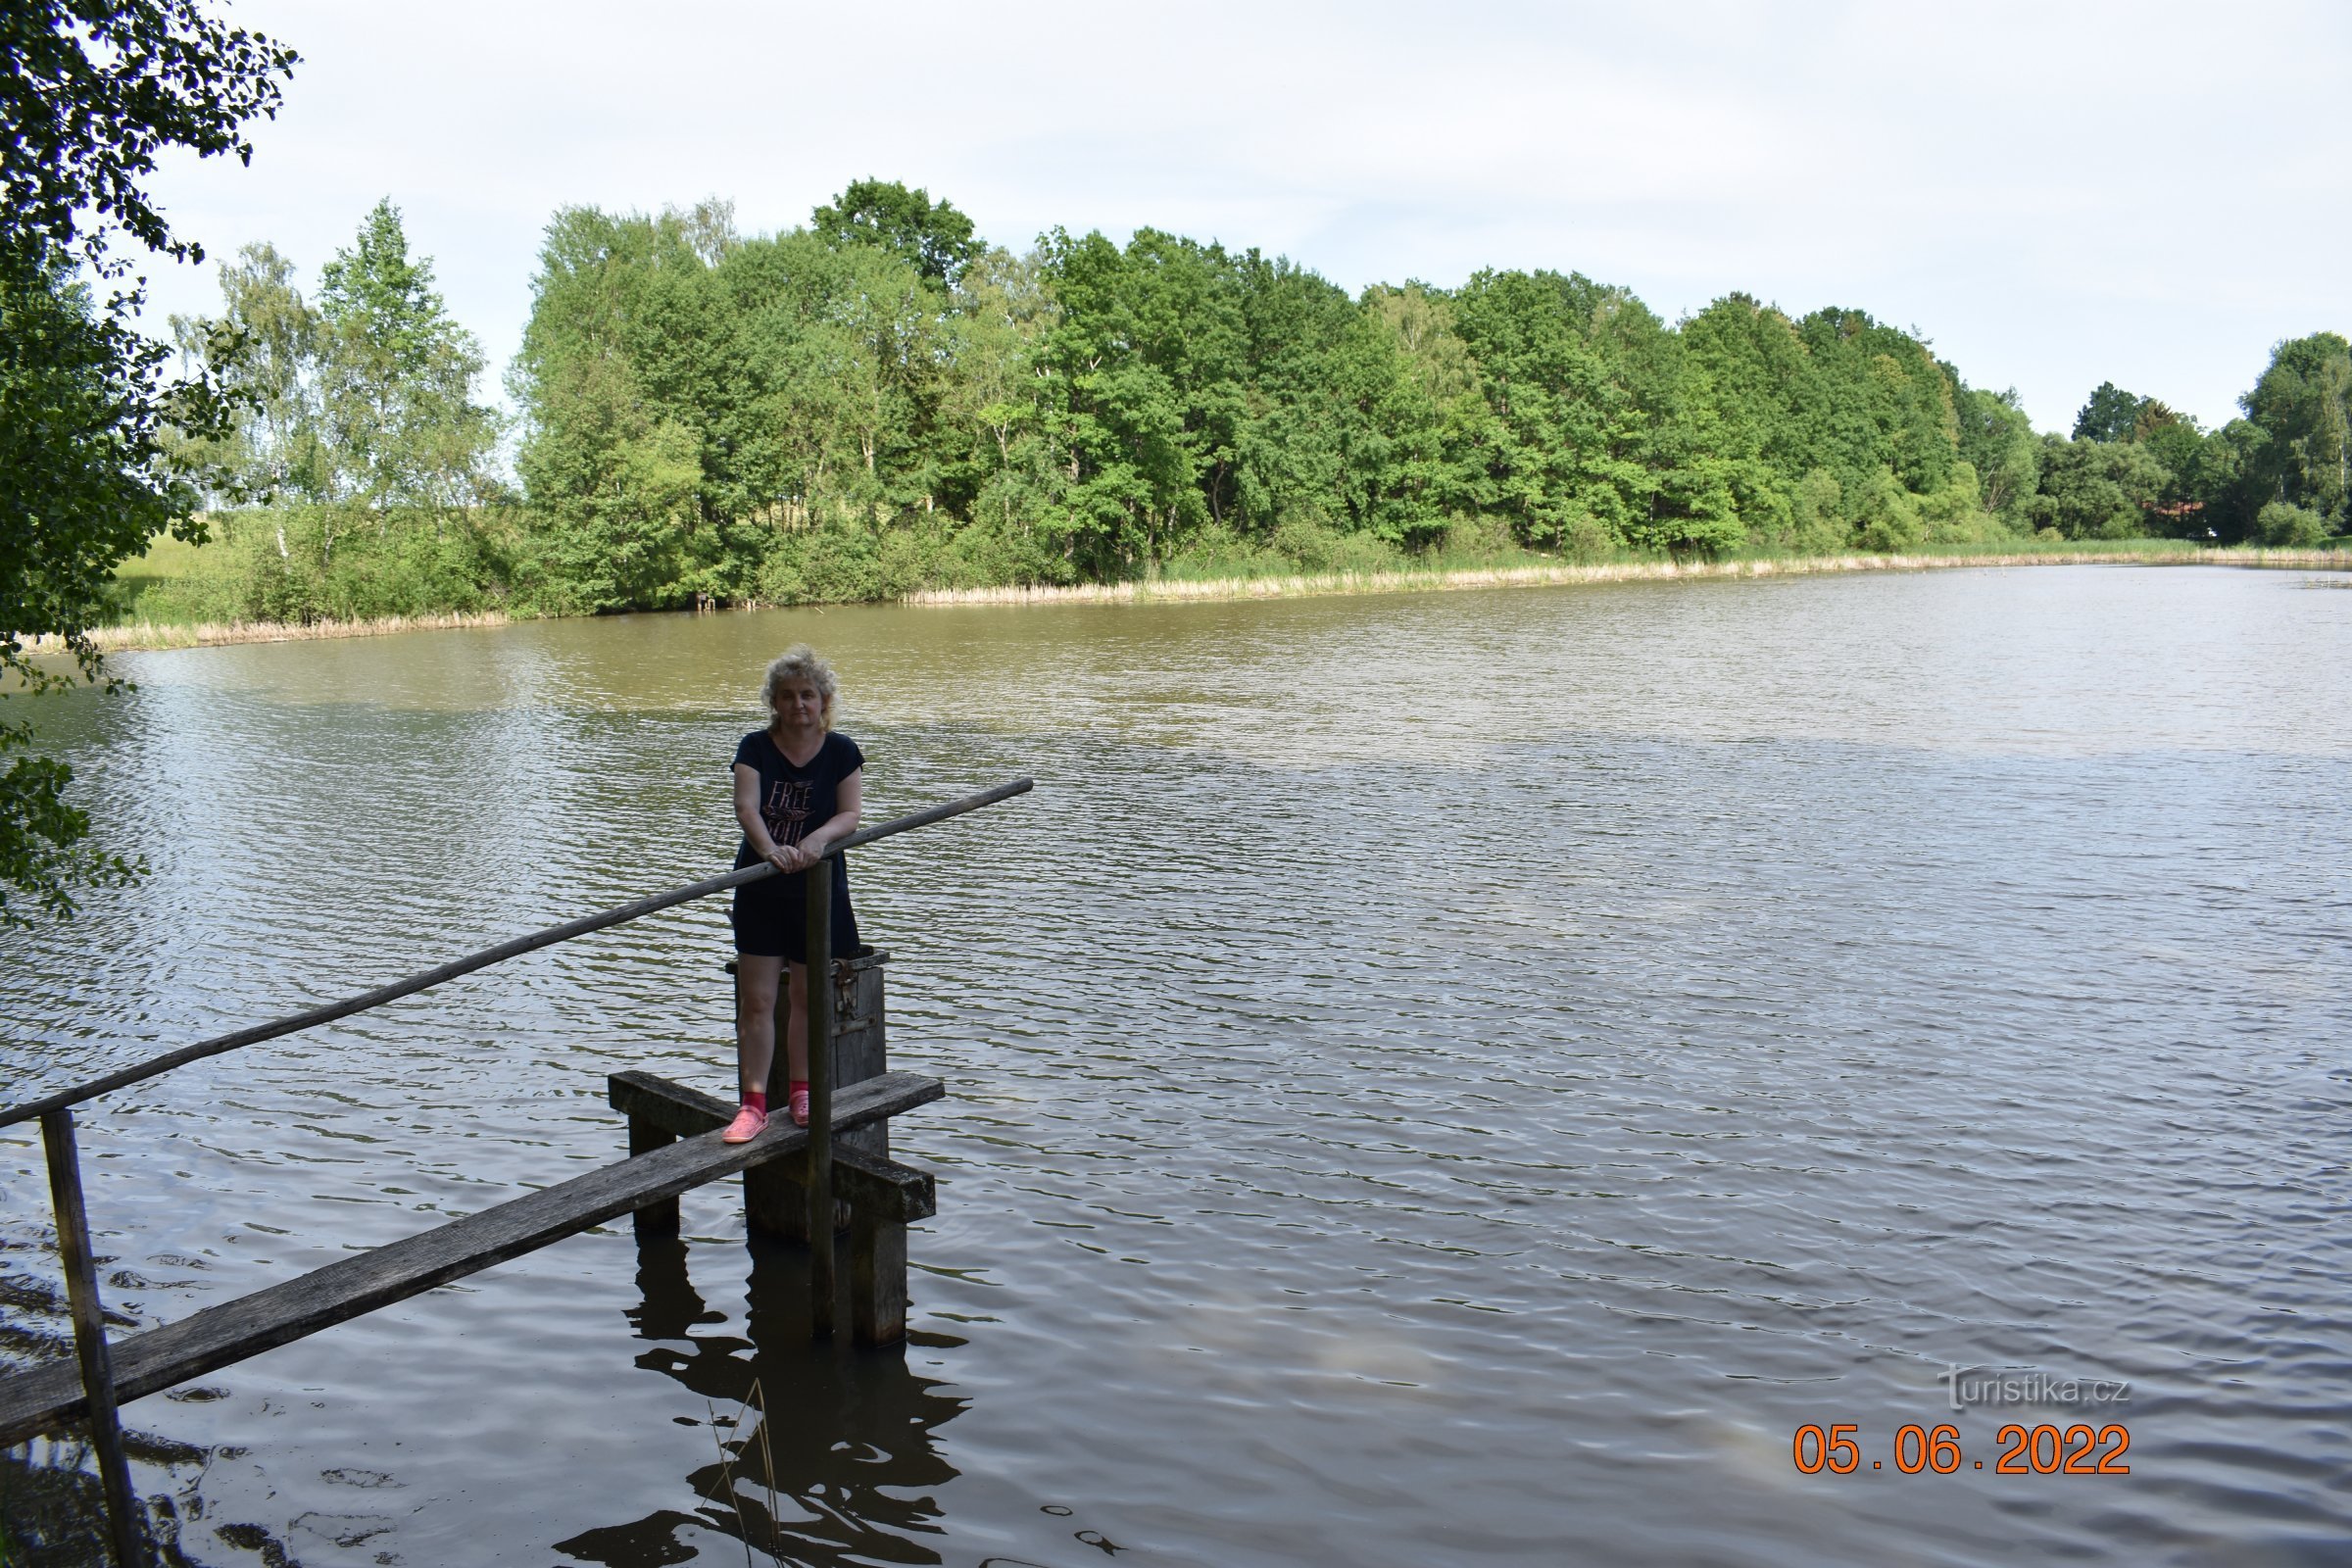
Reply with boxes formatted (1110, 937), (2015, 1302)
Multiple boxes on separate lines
(157, 181), (2352, 622)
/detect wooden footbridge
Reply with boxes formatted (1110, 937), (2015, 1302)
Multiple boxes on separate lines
(0, 778), (1032, 1568)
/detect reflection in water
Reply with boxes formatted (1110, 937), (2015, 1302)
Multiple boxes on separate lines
(557, 1230), (966, 1567)
(1, 1426), (232, 1566)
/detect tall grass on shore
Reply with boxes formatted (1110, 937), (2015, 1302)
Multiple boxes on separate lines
(43, 538), (2346, 654)
(905, 542), (2340, 608)
(40, 608), (513, 654)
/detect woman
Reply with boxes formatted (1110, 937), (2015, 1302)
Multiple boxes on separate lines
(725, 646), (863, 1142)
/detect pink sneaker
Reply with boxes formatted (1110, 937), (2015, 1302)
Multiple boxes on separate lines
(721, 1103), (767, 1144)
(788, 1087), (810, 1127)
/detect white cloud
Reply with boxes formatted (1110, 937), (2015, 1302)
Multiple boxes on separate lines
(136, 0), (2349, 433)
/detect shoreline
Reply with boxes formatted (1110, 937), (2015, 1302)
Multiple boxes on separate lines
(46, 545), (2348, 654)
(903, 545), (2344, 607)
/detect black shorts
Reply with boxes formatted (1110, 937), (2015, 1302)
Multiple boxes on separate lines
(731, 863), (859, 961)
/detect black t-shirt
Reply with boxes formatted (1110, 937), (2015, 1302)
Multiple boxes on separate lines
(733, 729), (865, 869)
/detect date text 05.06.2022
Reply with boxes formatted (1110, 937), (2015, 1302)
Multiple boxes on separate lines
(1791, 1423), (2132, 1476)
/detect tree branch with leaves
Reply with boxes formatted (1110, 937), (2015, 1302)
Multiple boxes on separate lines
(0, 0), (296, 925)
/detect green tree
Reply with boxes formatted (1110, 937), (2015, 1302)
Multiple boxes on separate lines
(514, 205), (957, 608)
(2240, 332), (2351, 525)
(1680, 298), (1981, 554)
(2254, 500), (2329, 547)
(1231, 254), (1437, 546)
(814, 241), (950, 510)
(811, 178), (980, 288)
(1305, 286), (1454, 547)
(2195, 417), (2272, 541)
(1027, 226), (1245, 572)
(502, 192), (2334, 609)
(317, 199), (499, 510)
(940, 245), (1064, 562)
(1954, 386), (2039, 527)
(1450, 270), (1661, 551)
(722, 228), (950, 529)
(1361, 283), (1494, 529)
(2072, 381), (2142, 443)
(0, 0), (294, 925)
(2026, 436), (2171, 539)
(1680, 294), (1818, 551)
(513, 207), (716, 611)
(2129, 404), (2219, 532)
(1788, 467), (1849, 552)
(169, 240), (329, 503)
(1794, 309), (1962, 497)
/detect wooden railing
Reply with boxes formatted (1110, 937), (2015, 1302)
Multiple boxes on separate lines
(0, 777), (1032, 1568)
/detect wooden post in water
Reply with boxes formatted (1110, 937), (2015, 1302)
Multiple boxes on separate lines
(629, 955), (685, 1247)
(621, 969), (701, 1243)
(627, 1113), (681, 1240)
(803, 865), (837, 1337)
(733, 950), (894, 1249)
(726, 946), (911, 1345)
(743, 956), (804, 1239)
(40, 1109), (149, 1568)
(834, 951), (909, 1346)
(849, 1205), (909, 1344)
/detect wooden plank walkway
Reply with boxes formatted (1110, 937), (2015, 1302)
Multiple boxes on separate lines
(0, 1070), (943, 1446)
(609, 1071), (935, 1223)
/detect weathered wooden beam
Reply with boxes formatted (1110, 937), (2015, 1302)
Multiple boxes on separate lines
(757, 1142), (937, 1229)
(612, 1068), (931, 1345)
(626, 1116), (679, 1240)
(831, 1152), (933, 1225)
(617, 1070), (811, 1236)
(608, 1070), (750, 1138)
(610, 1072), (934, 1224)
(743, 1160), (803, 1240)
(42, 1109), (148, 1566)
(710, 948), (890, 1241)
(805, 871), (837, 1337)
(850, 1212), (909, 1347)
(0, 1071), (942, 1446)
(829, 949), (891, 1130)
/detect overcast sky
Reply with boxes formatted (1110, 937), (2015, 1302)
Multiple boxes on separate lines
(136, 0), (2349, 435)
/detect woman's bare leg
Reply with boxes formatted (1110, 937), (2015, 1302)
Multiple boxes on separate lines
(735, 955), (782, 1098)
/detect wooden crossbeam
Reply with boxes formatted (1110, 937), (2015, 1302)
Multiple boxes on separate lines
(608, 1071), (935, 1223)
(0, 1070), (943, 1446)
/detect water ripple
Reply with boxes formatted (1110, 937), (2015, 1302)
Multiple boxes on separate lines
(3, 566), (2348, 1566)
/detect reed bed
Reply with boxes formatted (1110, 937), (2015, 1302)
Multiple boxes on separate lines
(903, 545), (2344, 608)
(40, 608), (513, 654)
(30, 545), (2347, 653)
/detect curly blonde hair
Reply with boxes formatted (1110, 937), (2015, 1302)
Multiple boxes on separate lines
(760, 645), (839, 728)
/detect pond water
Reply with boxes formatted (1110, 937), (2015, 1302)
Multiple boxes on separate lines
(3, 564), (2348, 1567)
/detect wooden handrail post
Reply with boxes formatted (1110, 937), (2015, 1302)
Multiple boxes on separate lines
(804, 866), (836, 1337)
(40, 1108), (149, 1568)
